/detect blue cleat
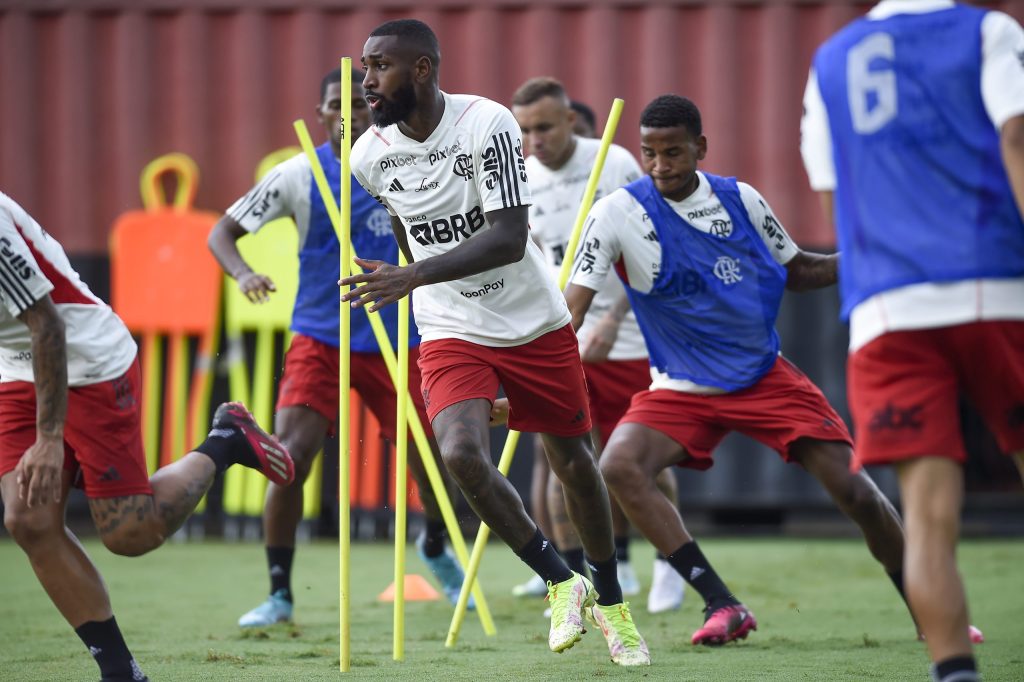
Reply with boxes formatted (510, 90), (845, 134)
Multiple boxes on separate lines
(237, 589), (293, 628)
(417, 534), (474, 610)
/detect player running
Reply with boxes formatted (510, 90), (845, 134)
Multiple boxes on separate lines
(0, 190), (294, 682)
(342, 19), (650, 667)
(208, 67), (467, 626)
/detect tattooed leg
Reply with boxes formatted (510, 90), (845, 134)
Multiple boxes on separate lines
(431, 398), (536, 549)
(89, 452), (216, 556)
(2, 469), (113, 627)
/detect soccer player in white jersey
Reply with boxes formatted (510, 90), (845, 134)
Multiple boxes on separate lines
(803, 3), (1024, 679)
(341, 19), (649, 666)
(510, 77), (685, 615)
(565, 95), (917, 647)
(0, 192), (294, 682)
(208, 67), (466, 627)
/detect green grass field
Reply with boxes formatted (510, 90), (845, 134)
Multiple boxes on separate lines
(1, 537), (1022, 681)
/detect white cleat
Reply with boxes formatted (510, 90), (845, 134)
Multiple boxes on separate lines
(617, 560), (641, 597)
(512, 573), (548, 598)
(647, 558), (685, 614)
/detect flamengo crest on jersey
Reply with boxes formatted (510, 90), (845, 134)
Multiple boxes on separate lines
(620, 174), (787, 392)
(527, 139), (647, 361)
(351, 93), (570, 347)
(0, 192), (136, 385)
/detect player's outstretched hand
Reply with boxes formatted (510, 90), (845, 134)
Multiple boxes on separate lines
(237, 271), (276, 304)
(339, 257), (419, 313)
(15, 436), (64, 508)
(489, 398), (510, 426)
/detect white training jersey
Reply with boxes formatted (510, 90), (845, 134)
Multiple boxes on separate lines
(569, 171), (798, 393)
(0, 192), (136, 385)
(801, 0), (1024, 350)
(351, 92), (570, 347)
(527, 138), (647, 360)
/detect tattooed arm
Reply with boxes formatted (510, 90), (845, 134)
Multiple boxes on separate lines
(14, 294), (67, 507)
(785, 250), (839, 292)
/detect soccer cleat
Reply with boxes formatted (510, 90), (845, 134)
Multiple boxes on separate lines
(416, 534), (474, 609)
(617, 561), (641, 597)
(647, 558), (685, 614)
(237, 589), (293, 628)
(547, 572), (597, 653)
(512, 573), (549, 598)
(212, 402), (294, 486)
(587, 602), (651, 666)
(691, 603), (757, 646)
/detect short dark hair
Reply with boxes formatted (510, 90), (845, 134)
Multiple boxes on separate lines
(569, 100), (596, 132)
(511, 77), (569, 107)
(369, 19), (441, 68)
(639, 95), (702, 137)
(320, 67), (364, 101)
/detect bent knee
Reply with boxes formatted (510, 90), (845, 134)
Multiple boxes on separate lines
(439, 439), (488, 484)
(100, 525), (165, 557)
(598, 449), (639, 491)
(4, 507), (62, 549)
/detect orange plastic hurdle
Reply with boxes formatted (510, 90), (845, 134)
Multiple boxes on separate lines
(109, 153), (222, 475)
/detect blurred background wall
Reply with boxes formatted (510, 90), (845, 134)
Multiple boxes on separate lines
(1, 0), (1022, 537)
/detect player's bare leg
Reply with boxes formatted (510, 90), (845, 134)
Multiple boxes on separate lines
(263, 406), (329, 549)
(406, 431), (469, 606)
(1013, 450), (1024, 483)
(86, 454), (216, 556)
(2, 470), (112, 627)
(790, 438), (904, 573)
(3, 470), (147, 680)
(599, 423), (693, 553)
(546, 477), (585, 574)
(233, 405), (327, 627)
(601, 422), (755, 645)
(432, 399), (537, 548)
(896, 457), (972, 665)
(539, 432), (616, 565)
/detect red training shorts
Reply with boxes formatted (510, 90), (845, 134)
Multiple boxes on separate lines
(619, 356), (852, 470)
(417, 323), (593, 437)
(847, 321), (1024, 469)
(583, 358), (651, 445)
(0, 360), (152, 499)
(276, 333), (432, 441)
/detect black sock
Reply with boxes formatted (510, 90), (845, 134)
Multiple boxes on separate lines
(931, 655), (978, 682)
(75, 617), (146, 681)
(586, 552), (623, 606)
(420, 518), (447, 558)
(614, 535), (630, 562)
(194, 427), (251, 474)
(562, 547), (588, 577)
(514, 529), (572, 586)
(666, 541), (739, 613)
(267, 546), (294, 603)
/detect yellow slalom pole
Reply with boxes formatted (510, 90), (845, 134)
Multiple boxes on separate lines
(295, 58), (356, 673)
(446, 98), (626, 648)
(393, 250), (410, 661)
(294, 121), (496, 636)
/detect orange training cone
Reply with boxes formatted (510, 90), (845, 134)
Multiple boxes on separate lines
(378, 574), (441, 602)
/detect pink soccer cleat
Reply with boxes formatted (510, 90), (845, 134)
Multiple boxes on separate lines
(212, 402), (295, 486)
(691, 603), (757, 646)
